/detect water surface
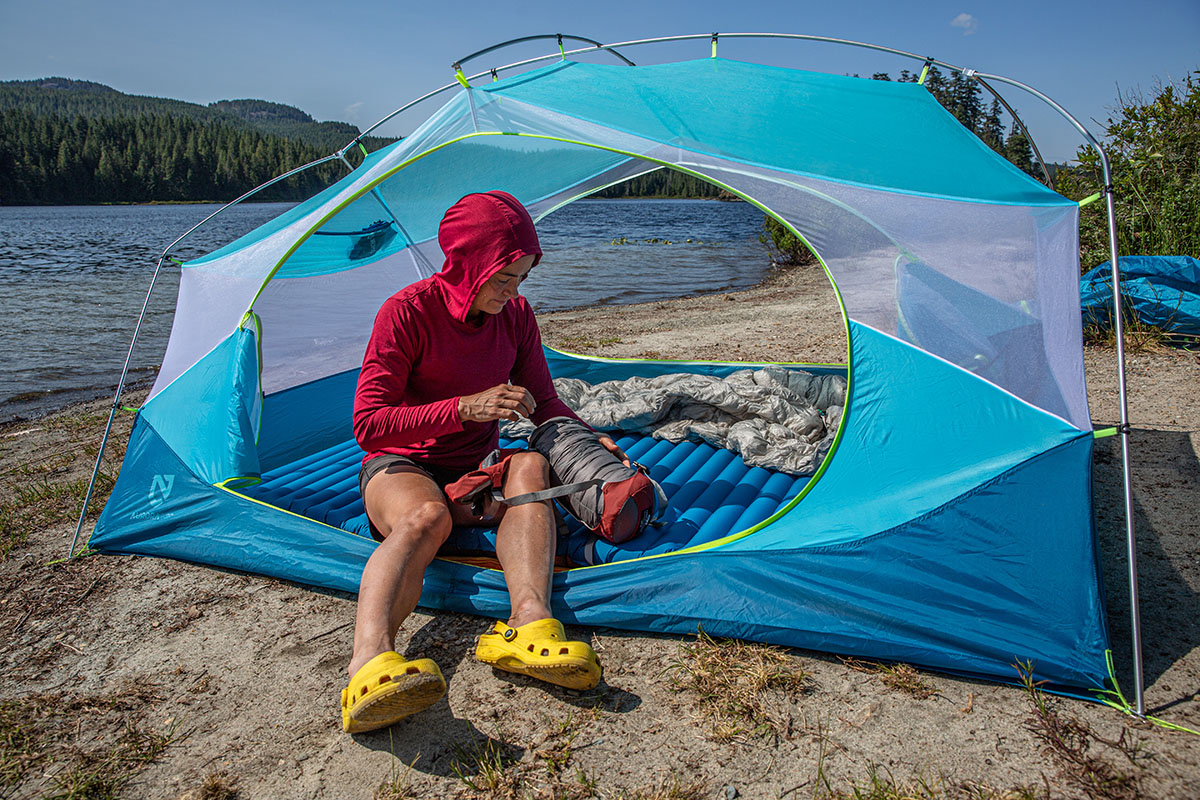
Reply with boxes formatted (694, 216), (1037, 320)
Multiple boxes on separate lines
(0, 199), (769, 422)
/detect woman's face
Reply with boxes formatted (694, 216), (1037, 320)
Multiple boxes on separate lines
(468, 254), (536, 319)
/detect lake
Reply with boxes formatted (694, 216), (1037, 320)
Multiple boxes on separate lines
(0, 199), (771, 422)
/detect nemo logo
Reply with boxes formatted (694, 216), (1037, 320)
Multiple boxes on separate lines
(148, 474), (175, 507)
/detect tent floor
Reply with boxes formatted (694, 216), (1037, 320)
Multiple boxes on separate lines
(240, 433), (809, 566)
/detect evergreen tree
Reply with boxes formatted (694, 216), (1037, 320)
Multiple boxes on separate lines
(922, 65), (951, 107)
(981, 99), (1006, 154)
(0, 108), (346, 204)
(593, 167), (722, 199)
(949, 72), (984, 132)
(1004, 121), (1035, 176)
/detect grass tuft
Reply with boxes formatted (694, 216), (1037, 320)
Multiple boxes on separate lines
(0, 699), (40, 793)
(0, 391), (144, 562)
(198, 770), (239, 800)
(610, 773), (708, 800)
(449, 736), (521, 797)
(667, 627), (813, 741)
(840, 657), (937, 699)
(0, 681), (183, 800)
(534, 726), (578, 778)
(554, 335), (623, 352)
(1015, 661), (1143, 800)
(373, 766), (416, 800)
(43, 720), (180, 800)
(814, 766), (1048, 800)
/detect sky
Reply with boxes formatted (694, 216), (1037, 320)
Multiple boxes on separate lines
(1, 0), (1197, 163)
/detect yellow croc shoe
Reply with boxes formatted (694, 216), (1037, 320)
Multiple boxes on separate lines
(341, 651), (446, 734)
(475, 618), (601, 690)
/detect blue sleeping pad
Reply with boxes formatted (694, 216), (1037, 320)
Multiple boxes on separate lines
(239, 433), (809, 566)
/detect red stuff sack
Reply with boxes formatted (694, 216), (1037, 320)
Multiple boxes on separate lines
(443, 418), (667, 544)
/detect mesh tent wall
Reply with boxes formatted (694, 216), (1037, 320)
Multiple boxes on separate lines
(88, 53), (1112, 693)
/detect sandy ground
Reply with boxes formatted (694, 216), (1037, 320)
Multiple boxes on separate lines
(2, 264), (1199, 799)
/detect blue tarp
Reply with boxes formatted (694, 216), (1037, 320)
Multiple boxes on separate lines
(1081, 255), (1200, 341)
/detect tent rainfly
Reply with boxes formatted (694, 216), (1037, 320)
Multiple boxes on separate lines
(77, 34), (1144, 708)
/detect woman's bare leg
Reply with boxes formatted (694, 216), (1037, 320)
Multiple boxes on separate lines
(493, 452), (556, 628)
(349, 469), (453, 678)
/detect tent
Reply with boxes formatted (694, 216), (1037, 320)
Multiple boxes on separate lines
(84, 37), (1120, 695)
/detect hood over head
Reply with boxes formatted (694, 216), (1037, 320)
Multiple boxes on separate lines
(434, 191), (542, 323)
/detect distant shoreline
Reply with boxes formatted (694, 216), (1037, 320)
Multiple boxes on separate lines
(0, 196), (742, 209)
(0, 252), (796, 428)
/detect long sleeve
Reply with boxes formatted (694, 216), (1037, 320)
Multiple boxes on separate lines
(512, 307), (587, 429)
(353, 299), (464, 452)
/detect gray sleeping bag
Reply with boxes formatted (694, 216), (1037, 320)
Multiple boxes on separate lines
(503, 367), (845, 476)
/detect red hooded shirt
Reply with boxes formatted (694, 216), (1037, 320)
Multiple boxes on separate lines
(353, 191), (581, 470)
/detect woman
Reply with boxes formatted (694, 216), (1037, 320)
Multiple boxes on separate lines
(341, 191), (627, 734)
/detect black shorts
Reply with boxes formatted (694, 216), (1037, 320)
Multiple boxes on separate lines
(358, 454), (471, 541)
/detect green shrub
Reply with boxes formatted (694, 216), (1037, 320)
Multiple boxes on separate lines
(1055, 71), (1200, 270)
(759, 214), (819, 267)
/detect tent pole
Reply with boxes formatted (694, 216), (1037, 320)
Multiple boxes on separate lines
(451, 34), (636, 70)
(1099, 152), (1144, 717)
(972, 75), (1054, 189)
(68, 154), (340, 558)
(68, 252), (168, 559)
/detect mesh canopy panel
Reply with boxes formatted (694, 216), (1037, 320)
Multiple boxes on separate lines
(676, 158), (1088, 426)
(251, 146), (655, 397)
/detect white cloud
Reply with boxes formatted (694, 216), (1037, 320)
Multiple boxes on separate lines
(951, 13), (979, 36)
(344, 101), (364, 120)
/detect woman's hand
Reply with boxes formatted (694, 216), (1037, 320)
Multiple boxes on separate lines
(597, 434), (631, 467)
(458, 384), (536, 423)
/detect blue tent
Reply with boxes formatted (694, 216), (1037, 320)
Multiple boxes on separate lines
(88, 50), (1111, 693)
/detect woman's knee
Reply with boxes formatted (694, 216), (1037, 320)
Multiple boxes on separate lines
(504, 451), (550, 492)
(385, 500), (453, 553)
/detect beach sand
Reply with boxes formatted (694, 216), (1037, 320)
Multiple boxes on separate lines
(2, 264), (1198, 799)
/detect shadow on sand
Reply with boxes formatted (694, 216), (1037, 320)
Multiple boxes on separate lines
(1094, 427), (1200, 713)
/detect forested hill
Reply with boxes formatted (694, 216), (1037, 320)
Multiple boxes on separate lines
(0, 78), (392, 152)
(0, 78), (395, 205)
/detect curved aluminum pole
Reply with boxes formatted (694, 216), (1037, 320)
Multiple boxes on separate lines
(973, 75), (1054, 189)
(346, 32), (945, 150)
(68, 153), (345, 558)
(971, 70), (1106, 151)
(68, 251), (168, 558)
(340, 82), (461, 155)
(453, 34), (636, 68)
